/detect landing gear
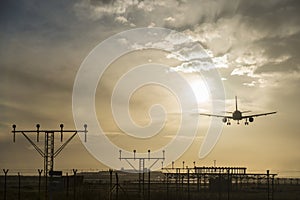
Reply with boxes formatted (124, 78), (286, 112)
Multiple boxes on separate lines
(226, 119), (231, 125)
(245, 119), (249, 125)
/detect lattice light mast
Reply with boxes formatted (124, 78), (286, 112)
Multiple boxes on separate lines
(119, 149), (165, 194)
(12, 124), (87, 176)
(119, 149), (165, 173)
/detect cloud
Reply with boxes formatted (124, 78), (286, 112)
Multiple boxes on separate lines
(114, 15), (136, 27)
(73, 0), (300, 80)
(73, 0), (240, 30)
(74, 0), (129, 20)
(73, 0), (167, 23)
(115, 15), (128, 24)
(164, 16), (176, 23)
(90, 0), (116, 5)
(231, 66), (257, 77)
(165, 0), (300, 85)
(170, 60), (214, 73)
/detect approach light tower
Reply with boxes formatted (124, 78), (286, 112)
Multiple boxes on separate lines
(119, 149), (165, 194)
(119, 149), (165, 173)
(12, 124), (87, 176)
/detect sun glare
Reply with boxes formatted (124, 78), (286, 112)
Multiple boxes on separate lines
(189, 78), (210, 103)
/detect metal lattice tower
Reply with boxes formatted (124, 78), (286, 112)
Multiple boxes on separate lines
(119, 149), (165, 173)
(119, 149), (165, 194)
(12, 124), (87, 176)
(45, 131), (54, 176)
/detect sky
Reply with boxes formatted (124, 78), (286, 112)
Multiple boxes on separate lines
(1, 0), (299, 177)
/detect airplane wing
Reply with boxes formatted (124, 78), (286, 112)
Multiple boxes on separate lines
(199, 113), (233, 119)
(242, 111), (277, 118)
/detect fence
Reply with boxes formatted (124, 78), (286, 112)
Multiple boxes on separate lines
(1, 169), (300, 200)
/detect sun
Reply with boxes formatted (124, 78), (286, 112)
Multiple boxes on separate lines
(189, 77), (210, 104)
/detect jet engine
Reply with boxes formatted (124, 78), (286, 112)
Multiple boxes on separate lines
(249, 117), (254, 122)
(222, 117), (227, 123)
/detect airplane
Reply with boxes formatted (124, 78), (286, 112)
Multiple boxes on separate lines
(199, 96), (277, 125)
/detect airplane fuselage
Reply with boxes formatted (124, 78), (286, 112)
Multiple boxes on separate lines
(232, 110), (242, 120)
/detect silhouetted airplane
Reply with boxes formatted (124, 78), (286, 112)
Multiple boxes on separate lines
(200, 96), (277, 125)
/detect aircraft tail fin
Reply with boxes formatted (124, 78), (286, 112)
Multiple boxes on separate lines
(235, 96), (238, 111)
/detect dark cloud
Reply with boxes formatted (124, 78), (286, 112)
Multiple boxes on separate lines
(0, 0), (83, 43)
(259, 34), (300, 59)
(254, 32), (300, 74)
(237, 1), (300, 37)
(236, 0), (300, 17)
(90, 0), (117, 5)
(255, 58), (299, 74)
